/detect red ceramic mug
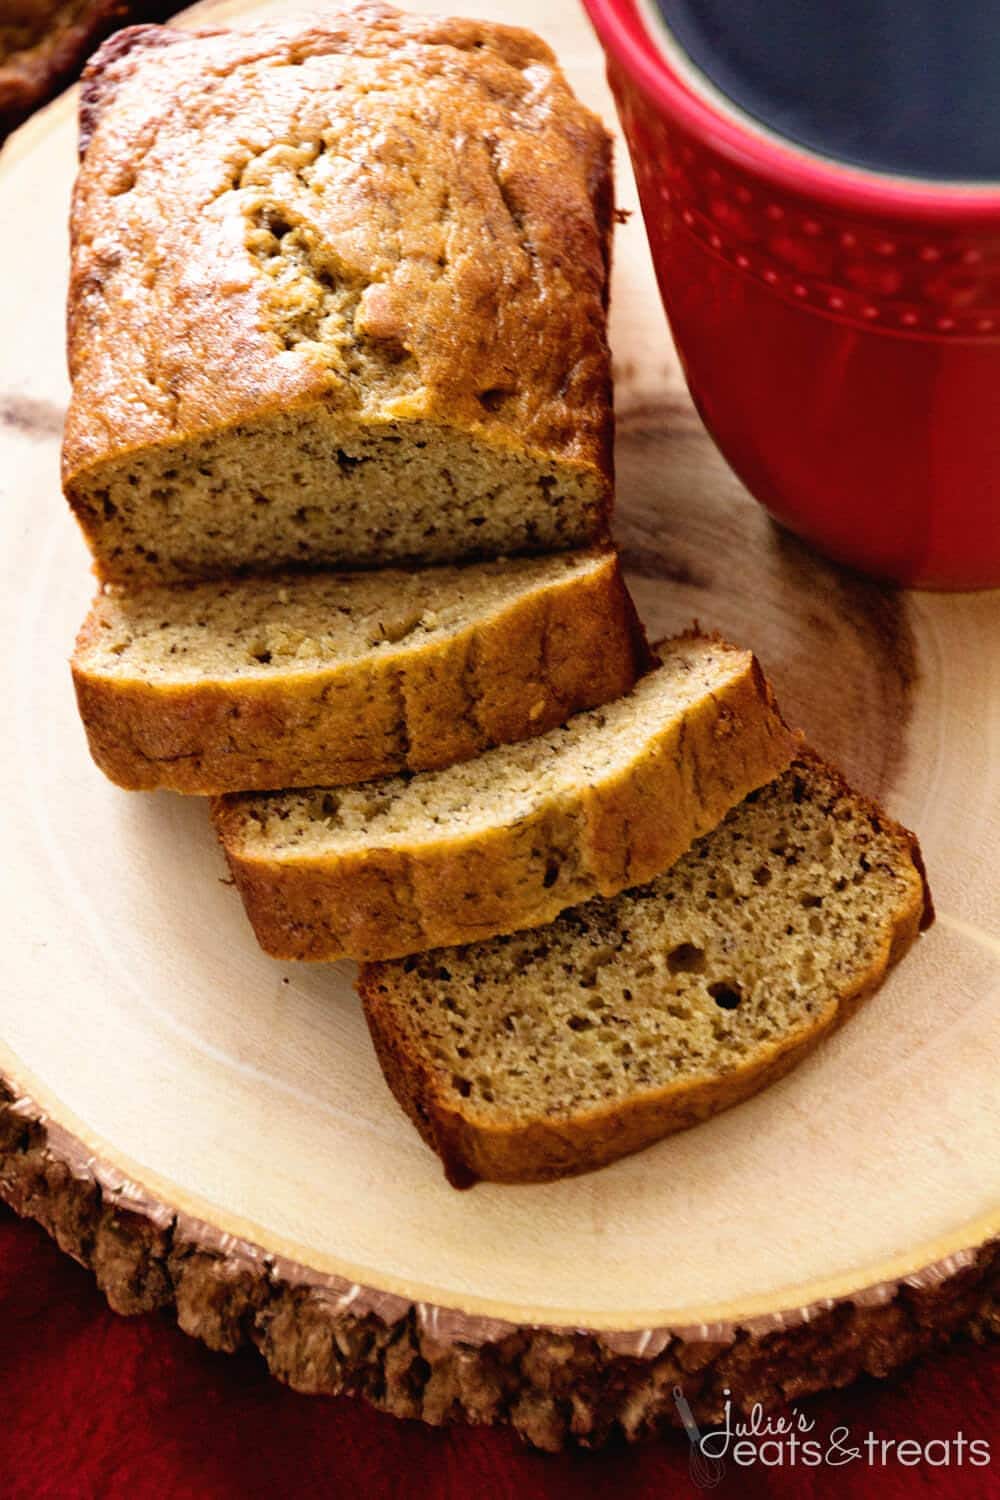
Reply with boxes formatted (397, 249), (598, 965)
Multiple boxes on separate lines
(583, 0), (1000, 589)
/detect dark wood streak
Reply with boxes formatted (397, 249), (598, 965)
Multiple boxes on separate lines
(617, 395), (701, 430)
(0, 393), (65, 440)
(613, 404), (918, 800)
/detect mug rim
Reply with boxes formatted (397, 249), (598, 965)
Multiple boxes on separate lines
(583, 0), (1000, 222)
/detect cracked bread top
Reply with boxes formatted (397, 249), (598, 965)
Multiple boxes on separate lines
(62, 3), (614, 496)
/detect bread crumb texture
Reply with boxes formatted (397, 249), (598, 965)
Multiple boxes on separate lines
(76, 553), (619, 681)
(71, 550), (645, 792)
(63, 4), (613, 580)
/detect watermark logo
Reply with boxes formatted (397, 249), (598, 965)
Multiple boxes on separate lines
(672, 1386), (725, 1488)
(672, 1388), (992, 1484)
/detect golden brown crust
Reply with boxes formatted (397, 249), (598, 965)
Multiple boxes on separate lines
(62, 4), (614, 552)
(359, 751), (933, 1186)
(75, 19), (186, 155)
(72, 551), (647, 794)
(214, 640), (798, 960)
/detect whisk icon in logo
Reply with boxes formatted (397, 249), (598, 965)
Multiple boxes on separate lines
(673, 1386), (726, 1488)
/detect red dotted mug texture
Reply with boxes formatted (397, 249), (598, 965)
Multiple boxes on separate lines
(584, 0), (1000, 589)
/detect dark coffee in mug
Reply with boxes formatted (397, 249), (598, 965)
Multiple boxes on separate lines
(650, 0), (1000, 181)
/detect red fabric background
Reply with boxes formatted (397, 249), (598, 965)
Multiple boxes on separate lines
(1, 1204), (996, 1499)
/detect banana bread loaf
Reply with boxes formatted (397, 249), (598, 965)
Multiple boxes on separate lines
(63, 5), (615, 582)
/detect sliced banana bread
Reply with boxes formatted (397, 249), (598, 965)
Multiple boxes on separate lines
(360, 754), (932, 1185)
(212, 634), (797, 961)
(63, 7), (613, 582)
(72, 550), (644, 795)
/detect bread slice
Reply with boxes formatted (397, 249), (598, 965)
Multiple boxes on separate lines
(212, 633), (797, 961)
(360, 754), (932, 1186)
(71, 550), (644, 795)
(63, 10), (613, 582)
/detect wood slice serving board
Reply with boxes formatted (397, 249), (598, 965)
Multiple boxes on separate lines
(0, 0), (997, 1451)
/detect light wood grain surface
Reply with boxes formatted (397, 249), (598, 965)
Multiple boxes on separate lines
(0, 0), (997, 1347)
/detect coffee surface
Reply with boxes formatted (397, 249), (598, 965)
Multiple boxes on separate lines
(655, 0), (1000, 181)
